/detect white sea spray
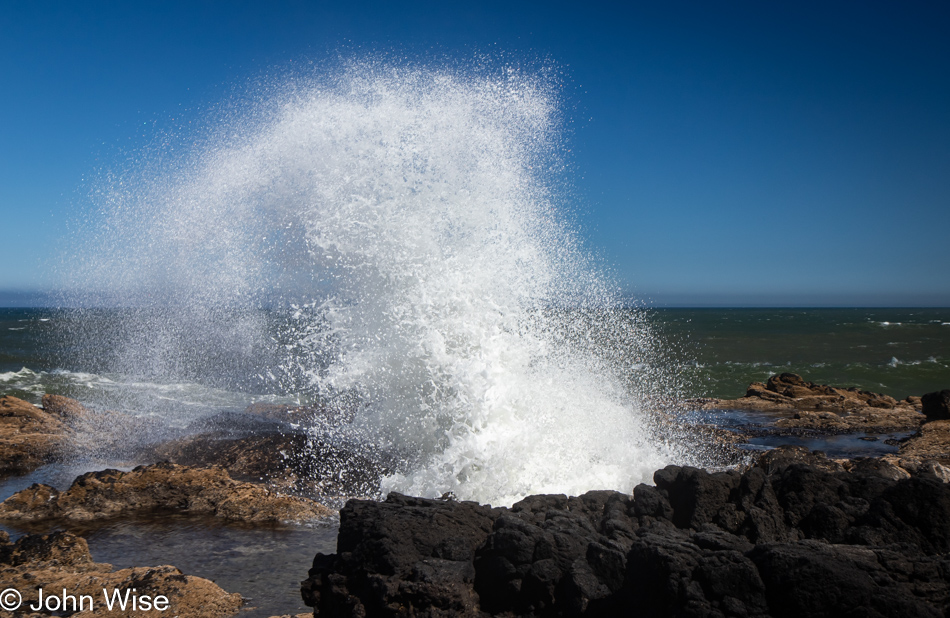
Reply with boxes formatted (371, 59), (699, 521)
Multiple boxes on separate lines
(61, 60), (682, 505)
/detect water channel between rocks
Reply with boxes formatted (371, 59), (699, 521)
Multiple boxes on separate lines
(685, 407), (915, 458)
(0, 462), (338, 618)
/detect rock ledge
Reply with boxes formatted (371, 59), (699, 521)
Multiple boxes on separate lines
(0, 462), (332, 524)
(302, 446), (950, 617)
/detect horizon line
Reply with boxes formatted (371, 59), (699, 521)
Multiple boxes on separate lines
(1, 289), (949, 310)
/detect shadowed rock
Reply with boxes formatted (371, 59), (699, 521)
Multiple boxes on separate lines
(301, 446), (950, 617)
(922, 390), (950, 422)
(303, 494), (496, 616)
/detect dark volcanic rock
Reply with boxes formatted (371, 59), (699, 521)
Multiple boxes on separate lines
(302, 494), (496, 616)
(748, 541), (947, 618)
(922, 390), (950, 422)
(301, 446), (950, 617)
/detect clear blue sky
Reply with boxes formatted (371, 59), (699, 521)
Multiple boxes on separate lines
(1, 1), (948, 306)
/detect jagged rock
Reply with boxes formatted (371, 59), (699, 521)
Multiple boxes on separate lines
(922, 390), (950, 422)
(0, 462), (331, 524)
(702, 373), (925, 432)
(301, 446), (950, 617)
(842, 457), (911, 481)
(0, 396), (68, 477)
(0, 531), (242, 617)
(303, 494), (496, 616)
(747, 541), (946, 618)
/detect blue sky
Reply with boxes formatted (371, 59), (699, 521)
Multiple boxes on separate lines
(1, 1), (948, 306)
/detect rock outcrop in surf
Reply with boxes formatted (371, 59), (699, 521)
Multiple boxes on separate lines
(701, 373), (924, 432)
(0, 395), (69, 477)
(0, 462), (330, 524)
(301, 446), (950, 617)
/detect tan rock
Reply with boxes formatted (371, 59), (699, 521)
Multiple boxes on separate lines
(899, 419), (950, 464)
(40, 394), (151, 460)
(755, 445), (846, 475)
(0, 462), (332, 524)
(41, 394), (91, 421)
(153, 433), (312, 484)
(842, 457), (912, 481)
(775, 409), (851, 431)
(918, 460), (950, 482)
(701, 373), (925, 433)
(0, 531), (242, 618)
(0, 396), (68, 476)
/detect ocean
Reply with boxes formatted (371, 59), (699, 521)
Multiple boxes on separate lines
(4, 306), (948, 408)
(652, 306), (950, 400)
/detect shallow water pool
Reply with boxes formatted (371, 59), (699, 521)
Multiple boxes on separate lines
(0, 463), (337, 617)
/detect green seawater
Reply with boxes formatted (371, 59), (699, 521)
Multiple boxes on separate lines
(2, 307), (949, 406)
(652, 307), (950, 400)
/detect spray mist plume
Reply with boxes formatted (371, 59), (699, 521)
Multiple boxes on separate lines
(60, 59), (687, 506)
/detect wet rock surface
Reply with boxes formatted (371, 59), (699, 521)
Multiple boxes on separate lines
(0, 393), (174, 474)
(702, 373), (924, 433)
(0, 530), (242, 617)
(41, 394), (161, 460)
(152, 432), (388, 500)
(0, 462), (331, 524)
(301, 446), (950, 617)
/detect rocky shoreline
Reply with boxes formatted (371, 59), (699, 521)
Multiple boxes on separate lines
(0, 393), (333, 617)
(302, 446), (950, 617)
(298, 376), (950, 617)
(0, 530), (242, 618)
(0, 375), (948, 616)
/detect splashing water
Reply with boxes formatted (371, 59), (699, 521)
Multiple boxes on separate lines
(62, 61), (680, 505)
